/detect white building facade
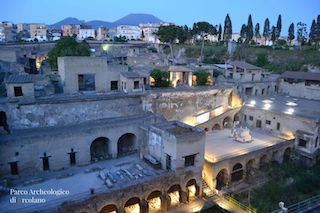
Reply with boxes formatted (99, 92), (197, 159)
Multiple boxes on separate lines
(116, 25), (141, 40)
(77, 29), (95, 40)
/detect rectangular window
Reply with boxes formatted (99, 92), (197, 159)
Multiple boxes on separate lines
(14, 86), (23, 96)
(78, 74), (95, 91)
(249, 116), (253, 121)
(134, 81), (139, 89)
(298, 139), (307, 148)
(9, 162), (18, 175)
(42, 157), (50, 171)
(110, 81), (118, 91)
(166, 154), (171, 170)
(244, 115), (247, 122)
(277, 122), (280, 130)
(265, 120), (271, 125)
(184, 154), (196, 167)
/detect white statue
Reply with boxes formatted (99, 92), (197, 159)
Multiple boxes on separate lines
(278, 202), (288, 213)
(231, 121), (253, 143)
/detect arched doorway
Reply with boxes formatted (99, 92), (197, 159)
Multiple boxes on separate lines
(186, 179), (199, 200)
(0, 111), (10, 134)
(212, 124), (221, 130)
(117, 133), (137, 156)
(99, 204), (118, 213)
(90, 137), (110, 162)
(147, 191), (162, 212)
(233, 113), (240, 122)
(223, 116), (232, 128)
(259, 154), (268, 169)
(283, 147), (291, 162)
(167, 184), (181, 206)
(231, 163), (243, 182)
(246, 159), (256, 178)
(216, 169), (228, 190)
(124, 197), (140, 213)
(204, 127), (209, 132)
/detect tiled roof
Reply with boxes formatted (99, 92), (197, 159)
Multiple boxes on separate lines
(229, 61), (262, 70)
(168, 65), (193, 72)
(6, 74), (33, 83)
(120, 72), (145, 78)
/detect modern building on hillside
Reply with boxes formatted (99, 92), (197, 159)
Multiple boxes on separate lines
(116, 25), (141, 40)
(61, 24), (80, 37)
(96, 26), (106, 40)
(280, 71), (320, 100)
(140, 23), (160, 43)
(77, 28), (95, 40)
(29, 23), (47, 41)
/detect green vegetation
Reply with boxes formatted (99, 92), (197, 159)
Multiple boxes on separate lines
(47, 37), (90, 69)
(181, 43), (320, 73)
(201, 205), (229, 213)
(233, 162), (320, 212)
(194, 70), (210, 86)
(150, 69), (171, 87)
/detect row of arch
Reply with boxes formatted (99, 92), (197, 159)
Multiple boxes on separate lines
(215, 147), (292, 190)
(90, 133), (137, 162)
(99, 179), (200, 213)
(204, 116), (234, 132)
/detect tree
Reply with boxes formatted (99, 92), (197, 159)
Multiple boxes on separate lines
(263, 18), (270, 44)
(192, 22), (217, 62)
(218, 24), (222, 42)
(288, 23), (295, 45)
(176, 25), (190, 44)
(256, 53), (269, 67)
(141, 30), (145, 39)
(155, 25), (180, 61)
(240, 24), (247, 42)
(194, 70), (210, 86)
(276, 15), (282, 39)
(297, 22), (307, 45)
(47, 37), (90, 69)
(246, 14), (254, 43)
(150, 69), (170, 87)
(309, 19), (317, 44)
(271, 26), (277, 47)
(254, 23), (261, 41)
(223, 14), (232, 41)
(316, 15), (320, 46)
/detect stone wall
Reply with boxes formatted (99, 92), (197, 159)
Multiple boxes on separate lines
(280, 80), (320, 100)
(4, 94), (143, 130)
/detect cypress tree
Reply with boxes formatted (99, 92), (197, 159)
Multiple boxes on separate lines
(246, 14), (253, 42)
(223, 14), (232, 41)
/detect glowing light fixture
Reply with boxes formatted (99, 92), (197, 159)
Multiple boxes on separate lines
(285, 108), (295, 115)
(247, 100), (256, 107)
(286, 101), (298, 106)
(263, 103), (271, 110)
(262, 99), (273, 104)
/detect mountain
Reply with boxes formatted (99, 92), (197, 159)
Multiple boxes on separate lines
(49, 17), (85, 29)
(49, 13), (163, 29)
(111, 13), (162, 27)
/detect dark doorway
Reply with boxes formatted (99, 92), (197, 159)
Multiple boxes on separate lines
(216, 169), (228, 190)
(90, 137), (110, 161)
(0, 111), (10, 134)
(9, 162), (18, 175)
(68, 148), (77, 165)
(256, 120), (262, 128)
(231, 163), (243, 182)
(117, 133), (137, 156)
(41, 153), (51, 171)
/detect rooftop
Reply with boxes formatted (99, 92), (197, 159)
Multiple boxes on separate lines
(205, 129), (284, 163)
(168, 65), (193, 72)
(5, 74), (33, 84)
(244, 95), (320, 120)
(152, 121), (204, 137)
(0, 154), (167, 213)
(229, 60), (262, 70)
(282, 71), (320, 81)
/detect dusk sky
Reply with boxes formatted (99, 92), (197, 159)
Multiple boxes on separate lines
(1, 0), (319, 34)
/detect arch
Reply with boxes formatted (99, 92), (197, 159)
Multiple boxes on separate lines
(212, 124), (221, 130)
(167, 184), (182, 206)
(283, 147), (291, 162)
(216, 169), (228, 190)
(246, 159), (256, 178)
(204, 127), (209, 132)
(186, 178), (199, 199)
(117, 133), (137, 157)
(147, 191), (162, 212)
(0, 111), (10, 134)
(99, 204), (118, 213)
(259, 154), (268, 169)
(90, 137), (111, 162)
(223, 116), (232, 128)
(233, 113), (240, 122)
(124, 197), (140, 213)
(231, 163), (243, 182)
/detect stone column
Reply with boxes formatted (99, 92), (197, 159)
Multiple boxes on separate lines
(179, 190), (188, 203)
(140, 199), (148, 213)
(161, 192), (170, 211)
